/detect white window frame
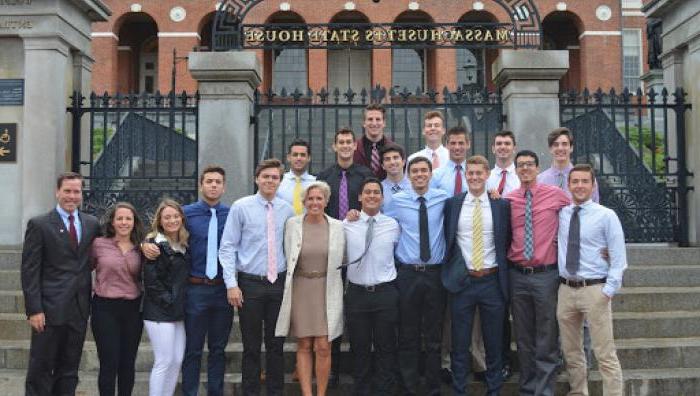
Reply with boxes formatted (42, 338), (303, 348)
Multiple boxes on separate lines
(622, 28), (644, 92)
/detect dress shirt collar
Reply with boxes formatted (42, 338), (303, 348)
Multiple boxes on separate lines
(446, 159), (467, 170)
(518, 181), (544, 197)
(573, 199), (594, 211)
(360, 211), (380, 222)
(467, 191), (488, 204)
(424, 145), (444, 156)
(195, 199), (224, 211)
(548, 162), (573, 175)
(408, 187), (438, 201)
(284, 170), (314, 181)
(56, 204), (78, 220)
(255, 192), (278, 206)
(495, 162), (515, 174)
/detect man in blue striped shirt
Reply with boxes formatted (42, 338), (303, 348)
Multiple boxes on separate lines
(219, 159), (294, 396)
(557, 164), (627, 396)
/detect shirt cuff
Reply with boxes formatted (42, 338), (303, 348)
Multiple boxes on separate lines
(223, 274), (238, 289)
(602, 284), (616, 298)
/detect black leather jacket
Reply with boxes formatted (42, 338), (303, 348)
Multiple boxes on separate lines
(142, 238), (190, 322)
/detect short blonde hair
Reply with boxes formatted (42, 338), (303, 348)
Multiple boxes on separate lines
(147, 198), (189, 247)
(302, 181), (332, 204)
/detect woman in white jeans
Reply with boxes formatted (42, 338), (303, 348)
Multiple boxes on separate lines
(142, 199), (190, 396)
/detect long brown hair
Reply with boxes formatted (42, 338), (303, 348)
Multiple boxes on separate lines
(147, 198), (189, 247)
(102, 202), (145, 246)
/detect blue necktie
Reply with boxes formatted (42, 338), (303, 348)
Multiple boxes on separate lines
(524, 190), (534, 260)
(206, 207), (218, 279)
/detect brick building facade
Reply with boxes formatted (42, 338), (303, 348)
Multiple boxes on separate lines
(90, 0), (651, 95)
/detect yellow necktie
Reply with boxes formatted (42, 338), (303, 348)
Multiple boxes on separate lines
(472, 197), (484, 271)
(293, 176), (303, 215)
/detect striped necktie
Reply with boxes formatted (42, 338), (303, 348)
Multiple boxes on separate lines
(472, 197), (484, 271)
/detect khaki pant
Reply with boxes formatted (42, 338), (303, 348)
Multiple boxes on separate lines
(557, 283), (623, 396)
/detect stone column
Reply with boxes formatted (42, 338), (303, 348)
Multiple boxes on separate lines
(492, 50), (569, 161)
(188, 51), (261, 204)
(20, 37), (72, 231)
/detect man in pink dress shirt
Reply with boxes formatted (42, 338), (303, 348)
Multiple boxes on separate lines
(505, 150), (570, 396)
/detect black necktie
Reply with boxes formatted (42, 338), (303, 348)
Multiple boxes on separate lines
(566, 206), (582, 275)
(418, 196), (431, 262)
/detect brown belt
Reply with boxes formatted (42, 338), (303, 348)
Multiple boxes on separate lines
(468, 267), (498, 278)
(294, 270), (327, 279)
(189, 276), (224, 286)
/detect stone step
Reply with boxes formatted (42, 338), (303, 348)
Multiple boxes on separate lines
(1, 246), (696, 272)
(0, 251), (20, 270)
(622, 265), (700, 287)
(1, 330), (698, 372)
(613, 311), (700, 339)
(625, 246), (700, 266)
(5, 310), (700, 342)
(3, 285), (697, 314)
(614, 286), (700, 312)
(3, 263), (699, 291)
(1, 368), (699, 396)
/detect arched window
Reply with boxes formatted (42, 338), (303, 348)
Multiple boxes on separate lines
(115, 12), (159, 93)
(392, 11), (432, 92)
(456, 48), (484, 92)
(265, 12), (307, 93)
(542, 11), (583, 92)
(327, 11), (371, 95)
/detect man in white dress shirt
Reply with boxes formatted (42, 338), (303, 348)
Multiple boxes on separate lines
(486, 131), (520, 196)
(557, 164), (626, 396)
(277, 139), (316, 214)
(343, 177), (400, 395)
(408, 111), (450, 169)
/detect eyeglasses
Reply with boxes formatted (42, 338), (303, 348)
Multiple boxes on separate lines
(516, 161), (537, 169)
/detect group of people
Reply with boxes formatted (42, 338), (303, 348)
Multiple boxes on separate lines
(20, 103), (628, 396)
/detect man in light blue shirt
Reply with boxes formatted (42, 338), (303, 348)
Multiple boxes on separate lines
(557, 164), (626, 396)
(219, 158), (294, 396)
(277, 139), (316, 214)
(380, 143), (411, 209)
(431, 126), (469, 196)
(384, 156), (450, 395)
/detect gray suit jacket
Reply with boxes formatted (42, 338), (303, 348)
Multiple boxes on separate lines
(275, 214), (345, 341)
(21, 209), (100, 325)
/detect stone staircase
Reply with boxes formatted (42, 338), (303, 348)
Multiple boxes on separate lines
(1, 246), (699, 395)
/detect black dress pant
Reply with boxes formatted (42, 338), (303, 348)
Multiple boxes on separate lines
(238, 273), (285, 396)
(396, 265), (446, 395)
(346, 282), (399, 396)
(26, 301), (88, 396)
(90, 295), (143, 396)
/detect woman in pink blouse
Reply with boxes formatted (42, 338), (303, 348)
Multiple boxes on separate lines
(90, 202), (145, 396)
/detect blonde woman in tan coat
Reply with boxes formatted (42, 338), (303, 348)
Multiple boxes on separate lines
(275, 181), (345, 396)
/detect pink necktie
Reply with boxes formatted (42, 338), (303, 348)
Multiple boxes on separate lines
(432, 152), (440, 169)
(266, 202), (277, 283)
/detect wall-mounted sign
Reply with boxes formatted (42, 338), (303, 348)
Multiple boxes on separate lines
(240, 23), (518, 50)
(212, 0), (543, 50)
(0, 124), (17, 163)
(0, 79), (24, 106)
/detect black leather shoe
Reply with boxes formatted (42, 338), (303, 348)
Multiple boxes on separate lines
(501, 364), (512, 381)
(328, 371), (339, 389)
(440, 368), (453, 385)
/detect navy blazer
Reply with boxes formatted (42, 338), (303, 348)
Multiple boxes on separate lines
(441, 192), (511, 300)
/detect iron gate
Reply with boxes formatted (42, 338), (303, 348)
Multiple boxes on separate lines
(253, 86), (504, 173)
(68, 91), (199, 220)
(560, 87), (693, 245)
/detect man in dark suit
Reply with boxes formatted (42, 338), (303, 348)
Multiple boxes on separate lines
(21, 172), (100, 395)
(442, 155), (511, 396)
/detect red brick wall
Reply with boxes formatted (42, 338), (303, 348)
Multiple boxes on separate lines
(90, 0), (648, 94)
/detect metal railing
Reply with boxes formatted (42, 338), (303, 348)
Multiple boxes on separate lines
(560, 87), (693, 244)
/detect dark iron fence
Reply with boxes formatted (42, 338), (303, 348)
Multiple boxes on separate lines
(254, 85), (504, 173)
(560, 87), (693, 245)
(68, 91), (199, 220)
